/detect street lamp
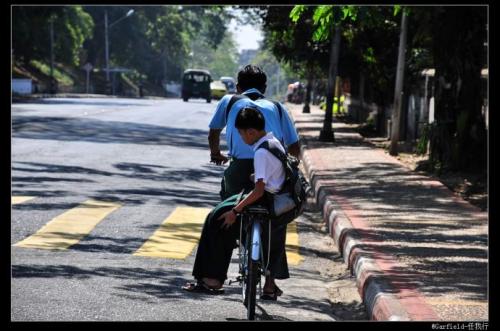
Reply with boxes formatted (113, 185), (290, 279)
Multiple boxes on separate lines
(104, 9), (134, 93)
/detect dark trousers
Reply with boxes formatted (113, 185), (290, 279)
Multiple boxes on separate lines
(220, 158), (254, 200)
(192, 194), (290, 284)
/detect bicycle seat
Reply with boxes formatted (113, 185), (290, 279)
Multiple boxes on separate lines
(243, 205), (270, 216)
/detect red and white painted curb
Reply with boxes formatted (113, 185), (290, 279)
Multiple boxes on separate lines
(299, 141), (439, 321)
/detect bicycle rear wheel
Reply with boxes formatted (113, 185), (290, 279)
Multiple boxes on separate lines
(244, 230), (259, 320)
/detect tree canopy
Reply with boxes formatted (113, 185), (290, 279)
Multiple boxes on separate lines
(13, 6), (94, 66)
(12, 5), (234, 85)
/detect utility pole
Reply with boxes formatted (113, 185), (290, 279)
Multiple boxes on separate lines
(319, 20), (341, 142)
(104, 9), (134, 95)
(303, 63), (312, 113)
(104, 10), (110, 94)
(49, 19), (55, 94)
(276, 65), (280, 99)
(389, 9), (408, 156)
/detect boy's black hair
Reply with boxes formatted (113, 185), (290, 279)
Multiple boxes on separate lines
(237, 65), (267, 93)
(235, 107), (265, 131)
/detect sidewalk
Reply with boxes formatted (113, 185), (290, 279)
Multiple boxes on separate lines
(286, 103), (488, 321)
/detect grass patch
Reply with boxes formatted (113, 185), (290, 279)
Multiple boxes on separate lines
(30, 60), (74, 86)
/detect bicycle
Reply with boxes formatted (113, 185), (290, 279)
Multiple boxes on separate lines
(229, 204), (272, 320)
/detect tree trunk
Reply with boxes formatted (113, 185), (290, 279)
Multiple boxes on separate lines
(430, 6), (487, 172)
(303, 64), (312, 113)
(319, 23), (341, 142)
(389, 9), (408, 156)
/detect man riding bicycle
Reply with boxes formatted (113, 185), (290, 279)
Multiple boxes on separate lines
(183, 107), (293, 300)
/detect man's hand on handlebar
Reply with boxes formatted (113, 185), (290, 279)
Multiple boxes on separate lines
(210, 152), (229, 165)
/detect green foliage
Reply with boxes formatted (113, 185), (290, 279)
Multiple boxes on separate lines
(362, 47), (376, 64)
(13, 5), (231, 89)
(393, 5), (402, 16)
(342, 6), (358, 20)
(30, 60), (74, 85)
(12, 6), (94, 66)
(249, 49), (292, 100)
(289, 5), (306, 23)
(180, 6), (233, 49)
(263, 6), (330, 80)
(311, 6), (334, 42)
(189, 30), (239, 79)
(291, 5), (358, 42)
(62, 7), (94, 65)
(416, 123), (430, 155)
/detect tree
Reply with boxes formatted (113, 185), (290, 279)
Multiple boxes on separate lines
(290, 5), (357, 141)
(81, 5), (231, 88)
(12, 6), (94, 66)
(428, 6), (487, 172)
(262, 6), (331, 112)
(285, 5), (487, 172)
(250, 49), (287, 101)
(189, 30), (239, 79)
(389, 7), (408, 156)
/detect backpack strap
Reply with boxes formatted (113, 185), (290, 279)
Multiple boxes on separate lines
(225, 93), (265, 155)
(256, 141), (287, 165)
(271, 101), (284, 122)
(225, 94), (249, 123)
(257, 141), (290, 195)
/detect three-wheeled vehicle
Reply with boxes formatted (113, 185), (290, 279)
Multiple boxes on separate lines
(181, 69), (212, 103)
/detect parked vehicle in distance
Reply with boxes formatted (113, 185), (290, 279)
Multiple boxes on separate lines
(220, 76), (237, 94)
(210, 80), (228, 100)
(181, 69), (212, 103)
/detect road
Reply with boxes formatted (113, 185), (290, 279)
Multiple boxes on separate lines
(11, 97), (366, 321)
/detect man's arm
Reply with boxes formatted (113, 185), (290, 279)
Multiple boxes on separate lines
(276, 102), (300, 159)
(208, 128), (228, 165)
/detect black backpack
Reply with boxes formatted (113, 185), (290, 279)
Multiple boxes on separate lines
(257, 141), (308, 218)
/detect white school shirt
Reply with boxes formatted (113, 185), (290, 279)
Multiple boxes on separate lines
(252, 132), (286, 194)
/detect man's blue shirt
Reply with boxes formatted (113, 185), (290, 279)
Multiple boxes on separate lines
(209, 88), (299, 159)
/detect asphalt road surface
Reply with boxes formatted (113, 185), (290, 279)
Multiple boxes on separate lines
(11, 97), (366, 321)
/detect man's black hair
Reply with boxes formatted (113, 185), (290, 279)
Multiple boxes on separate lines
(237, 65), (267, 93)
(235, 107), (265, 131)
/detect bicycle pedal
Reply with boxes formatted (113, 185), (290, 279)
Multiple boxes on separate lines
(228, 277), (242, 285)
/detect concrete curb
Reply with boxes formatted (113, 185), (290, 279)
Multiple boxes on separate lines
(299, 143), (412, 321)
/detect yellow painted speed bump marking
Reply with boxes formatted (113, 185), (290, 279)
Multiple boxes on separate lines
(134, 207), (210, 259)
(13, 199), (121, 250)
(12, 196), (36, 204)
(286, 220), (303, 265)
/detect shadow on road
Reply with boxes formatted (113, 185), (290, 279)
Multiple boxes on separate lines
(12, 161), (224, 208)
(12, 115), (221, 149)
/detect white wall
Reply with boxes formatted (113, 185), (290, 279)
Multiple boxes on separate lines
(12, 79), (32, 94)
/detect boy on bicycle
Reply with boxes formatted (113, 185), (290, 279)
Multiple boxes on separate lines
(183, 107), (292, 300)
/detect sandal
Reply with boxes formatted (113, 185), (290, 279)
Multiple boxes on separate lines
(182, 281), (225, 295)
(260, 285), (283, 301)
